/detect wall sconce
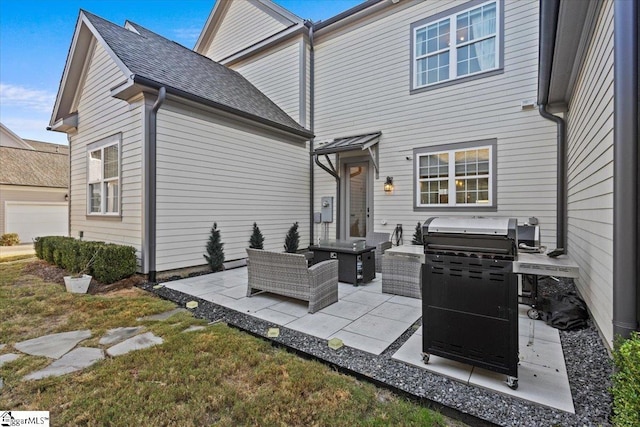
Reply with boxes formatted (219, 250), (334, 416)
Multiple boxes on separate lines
(384, 176), (394, 193)
(64, 194), (69, 201)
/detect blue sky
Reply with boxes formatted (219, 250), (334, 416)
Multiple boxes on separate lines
(0, 0), (361, 144)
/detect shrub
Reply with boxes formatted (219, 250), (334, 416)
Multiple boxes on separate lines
(612, 332), (640, 426)
(92, 243), (137, 284)
(204, 222), (225, 272)
(411, 222), (423, 245)
(284, 222), (300, 253)
(249, 222), (264, 250)
(0, 233), (20, 246)
(34, 236), (137, 285)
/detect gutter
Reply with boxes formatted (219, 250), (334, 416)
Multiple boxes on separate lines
(132, 75), (314, 140)
(146, 87), (166, 282)
(537, 0), (566, 253)
(613, 0), (639, 338)
(308, 23), (315, 246)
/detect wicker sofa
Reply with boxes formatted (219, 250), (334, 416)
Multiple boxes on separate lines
(246, 248), (339, 313)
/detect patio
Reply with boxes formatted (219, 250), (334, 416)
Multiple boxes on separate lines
(161, 267), (579, 415)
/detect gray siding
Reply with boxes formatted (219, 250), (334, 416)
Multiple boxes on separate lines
(232, 37), (304, 125)
(154, 103), (310, 271)
(204, 0), (289, 62)
(565, 0), (614, 346)
(68, 42), (144, 256)
(312, 0), (558, 244)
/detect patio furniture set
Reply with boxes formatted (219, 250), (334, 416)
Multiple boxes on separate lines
(246, 232), (422, 313)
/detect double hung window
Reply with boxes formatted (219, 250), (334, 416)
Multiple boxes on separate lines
(415, 141), (495, 208)
(413, 0), (500, 89)
(87, 134), (120, 215)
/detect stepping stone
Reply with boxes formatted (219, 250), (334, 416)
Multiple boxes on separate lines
(23, 347), (104, 381)
(106, 332), (163, 357)
(137, 308), (188, 322)
(182, 325), (206, 333)
(15, 330), (92, 359)
(0, 353), (20, 367)
(99, 327), (145, 345)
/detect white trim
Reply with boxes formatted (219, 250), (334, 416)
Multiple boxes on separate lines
(86, 133), (121, 216)
(412, 0), (500, 89)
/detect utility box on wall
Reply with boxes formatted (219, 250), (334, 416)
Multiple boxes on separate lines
(321, 197), (333, 223)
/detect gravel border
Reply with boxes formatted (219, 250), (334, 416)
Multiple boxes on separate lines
(138, 276), (612, 426)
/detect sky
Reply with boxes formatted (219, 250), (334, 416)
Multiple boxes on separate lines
(0, 0), (362, 145)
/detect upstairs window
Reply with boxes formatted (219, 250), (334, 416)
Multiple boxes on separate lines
(412, 0), (500, 90)
(414, 140), (496, 209)
(87, 134), (120, 215)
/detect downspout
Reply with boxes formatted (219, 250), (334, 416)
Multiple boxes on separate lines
(146, 87), (166, 282)
(613, 0), (639, 338)
(537, 0), (566, 253)
(538, 105), (567, 253)
(308, 23), (315, 246)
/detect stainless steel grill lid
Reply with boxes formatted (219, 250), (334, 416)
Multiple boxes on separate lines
(423, 217), (514, 235)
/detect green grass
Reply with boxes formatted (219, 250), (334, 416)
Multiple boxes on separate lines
(0, 260), (451, 426)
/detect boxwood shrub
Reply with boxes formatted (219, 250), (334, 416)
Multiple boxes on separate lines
(612, 331), (640, 427)
(34, 236), (137, 285)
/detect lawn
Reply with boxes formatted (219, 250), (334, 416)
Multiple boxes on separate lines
(0, 259), (452, 426)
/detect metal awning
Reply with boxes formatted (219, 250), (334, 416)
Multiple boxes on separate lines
(313, 131), (381, 177)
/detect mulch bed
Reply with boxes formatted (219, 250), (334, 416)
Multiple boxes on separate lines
(20, 259), (146, 294)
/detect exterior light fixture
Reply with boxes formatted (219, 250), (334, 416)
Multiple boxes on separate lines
(384, 176), (394, 193)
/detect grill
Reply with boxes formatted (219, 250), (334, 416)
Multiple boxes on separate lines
(421, 217), (519, 389)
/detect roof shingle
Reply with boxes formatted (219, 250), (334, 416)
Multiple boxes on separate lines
(0, 146), (69, 188)
(82, 11), (312, 138)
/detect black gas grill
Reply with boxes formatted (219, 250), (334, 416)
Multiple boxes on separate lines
(421, 217), (519, 389)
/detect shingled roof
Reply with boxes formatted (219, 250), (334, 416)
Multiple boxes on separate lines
(0, 145), (69, 188)
(82, 11), (312, 138)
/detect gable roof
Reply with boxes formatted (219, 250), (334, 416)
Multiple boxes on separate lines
(0, 123), (34, 149)
(51, 11), (313, 139)
(0, 145), (69, 188)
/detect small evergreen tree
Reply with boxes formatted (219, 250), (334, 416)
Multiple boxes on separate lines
(249, 222), (264, 249)
(204, 222), (225, 271)
(411, 221), (423, 245)
(284, 222), (300, 253)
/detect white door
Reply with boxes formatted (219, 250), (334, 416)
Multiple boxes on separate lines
(5, 202), (68, 243)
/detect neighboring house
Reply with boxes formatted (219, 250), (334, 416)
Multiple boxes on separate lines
(537, 0), (638, 346)
(49, 0), (638, 346)
(0, 123), (69, 243)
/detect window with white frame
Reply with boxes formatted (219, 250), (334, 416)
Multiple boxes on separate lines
(412, 0), (500, 89)
(415, 142), (495, 208)
(87, 134), (120, 215)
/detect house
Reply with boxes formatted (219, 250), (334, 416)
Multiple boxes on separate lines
(49, 0), (638, 347)
(537, 0), (638, 346)
(0, 123), (69, 243)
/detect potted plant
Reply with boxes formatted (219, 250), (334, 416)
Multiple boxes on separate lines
(63, 248), (99, 294)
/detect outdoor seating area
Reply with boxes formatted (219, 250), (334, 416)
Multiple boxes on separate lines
(163, 266), (575, 414)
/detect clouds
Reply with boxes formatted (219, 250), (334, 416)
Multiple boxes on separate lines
(0, 83), (57, 113)
(172, 27), (202, 47)
(0, 83), (66, 144)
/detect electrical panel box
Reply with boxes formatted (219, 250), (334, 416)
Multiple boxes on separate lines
(321, 197), (333, 223)
(314, 212), (322, 224)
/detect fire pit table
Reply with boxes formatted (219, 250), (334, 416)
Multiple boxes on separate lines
(310, 240), (376, 285)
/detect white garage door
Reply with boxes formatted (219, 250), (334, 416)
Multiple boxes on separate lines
(5, 202), (69, 243)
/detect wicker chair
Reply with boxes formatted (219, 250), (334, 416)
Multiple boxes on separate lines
(246, 248), (339, 313)
(381, 253), (422, 299)
(366, 232), (392, 273)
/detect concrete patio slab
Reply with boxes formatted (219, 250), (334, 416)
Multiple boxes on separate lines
(319, 299), (375, 320)
(343, 314), (411, 340)
(99, 327), (145, 346)
(331, 330), (390, 355)
(287, 312), (352, 339)
(14, 330), (92, 359)
(0, 353), (20, 367)
(369, 301), (422, 322)
(106, 332), (163, 357)
(23, 347), (104, 380)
